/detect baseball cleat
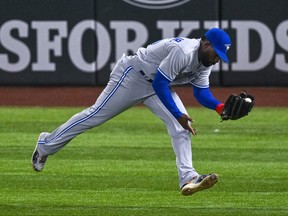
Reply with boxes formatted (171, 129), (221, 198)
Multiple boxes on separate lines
(181, 173), (219, 196)
(32, 147), (48, 172)
(32, 133), (48, 172)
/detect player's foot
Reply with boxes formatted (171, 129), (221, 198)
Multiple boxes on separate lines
(181, 173), (219, 196)
(32, 133), (48, 172)
(32, 147), (48, 172)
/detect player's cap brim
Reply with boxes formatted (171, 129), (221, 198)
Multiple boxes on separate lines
(214, 47), (229, 63)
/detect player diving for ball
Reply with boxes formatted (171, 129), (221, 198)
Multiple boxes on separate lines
(32, 28), (232, 196)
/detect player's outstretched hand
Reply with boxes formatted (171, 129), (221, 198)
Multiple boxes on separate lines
(177, 114), (197, 135)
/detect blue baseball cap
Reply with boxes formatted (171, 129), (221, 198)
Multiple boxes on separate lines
(205, 28), (231, 63)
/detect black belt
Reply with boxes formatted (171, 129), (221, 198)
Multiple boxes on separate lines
(139, 70), (153, 83)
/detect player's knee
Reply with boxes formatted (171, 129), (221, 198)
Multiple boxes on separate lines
(169, 127), (191, 140)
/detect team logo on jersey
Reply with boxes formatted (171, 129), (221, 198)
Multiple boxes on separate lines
(122, 0), (190, 9)
(225, 44), (231, 52)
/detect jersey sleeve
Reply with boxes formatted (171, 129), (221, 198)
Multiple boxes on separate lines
(193, 86), (224, 115)
(152, 71), (183, 119)
(190, 67), (212, 88)
(157, 42), (187, 81)
(193, 86), (221, 109)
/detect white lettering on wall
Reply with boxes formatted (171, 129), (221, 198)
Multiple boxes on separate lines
(32, 21), (67, 71)
(157, 21), (200, 38)
(68, 20), (111, 72)
(110, 21), (148, 69)
(232, 21), (275, 71)
(0, 20), (30, 72)
(0, 19), (288, 74)
(275, 20), (288, 72)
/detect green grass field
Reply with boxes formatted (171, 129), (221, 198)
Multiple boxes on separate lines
(0, 106), (287, 216)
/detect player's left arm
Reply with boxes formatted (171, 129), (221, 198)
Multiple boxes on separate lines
(193, 86), (255, 120)
(193, 86), (224, 115)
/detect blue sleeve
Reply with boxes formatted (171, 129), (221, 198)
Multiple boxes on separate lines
(193, 86), (221, 110)
(152, 69), (183, 119)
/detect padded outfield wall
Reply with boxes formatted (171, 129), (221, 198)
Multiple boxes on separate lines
(0, 0), (288, 86)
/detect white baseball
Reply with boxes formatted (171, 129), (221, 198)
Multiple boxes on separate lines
(245, 98), (252, 103)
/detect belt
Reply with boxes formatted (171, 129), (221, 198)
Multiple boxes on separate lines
(139, 70), (153, 83)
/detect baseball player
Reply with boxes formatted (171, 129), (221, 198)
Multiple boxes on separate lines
(32, 28), (254, 196)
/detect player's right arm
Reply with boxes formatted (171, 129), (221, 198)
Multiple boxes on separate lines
(152, 71), (196, 135)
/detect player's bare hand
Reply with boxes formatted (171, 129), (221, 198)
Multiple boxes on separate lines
(177, 114), (197, 135)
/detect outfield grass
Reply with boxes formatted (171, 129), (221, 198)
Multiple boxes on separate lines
(0, 107), (287, 216)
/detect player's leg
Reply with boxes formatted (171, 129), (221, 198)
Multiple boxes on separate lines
(143, 91), (218, 195)
(32, 55), (153, 171)
(143, 92), (198, 188)
(36, 72), (136, 154)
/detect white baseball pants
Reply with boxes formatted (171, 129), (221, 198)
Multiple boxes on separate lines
(37, 54), (199, 188)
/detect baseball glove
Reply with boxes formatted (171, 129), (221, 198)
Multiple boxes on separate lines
(221, 91), (255, 121)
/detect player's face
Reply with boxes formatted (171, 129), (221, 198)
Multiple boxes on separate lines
(199, 41), (220, 67)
